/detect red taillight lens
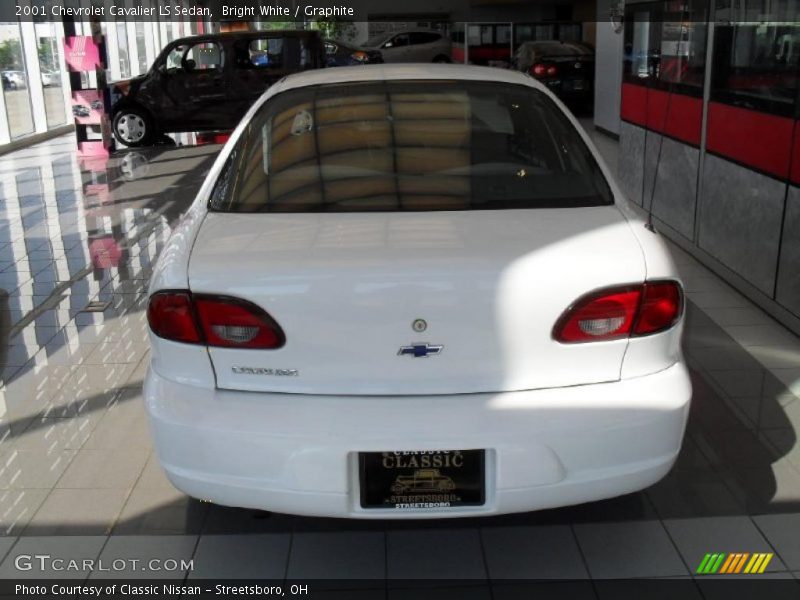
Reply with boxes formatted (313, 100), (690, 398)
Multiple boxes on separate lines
(554, 286), (641, 343)
(554, 281), (683, 343)
(194, 295), (285, 349)
(634, 281), (683, 335)
(531, 63), (557, 77)
(147, 292), (285, 349)
(147, 291), (202, 344)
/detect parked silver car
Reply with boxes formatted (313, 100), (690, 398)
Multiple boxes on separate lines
(362, 29), (451, 63)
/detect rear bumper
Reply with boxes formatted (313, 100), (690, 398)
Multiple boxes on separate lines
(144, 362), (691, 518)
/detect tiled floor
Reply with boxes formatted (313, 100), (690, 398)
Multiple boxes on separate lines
(0, 129), (797, 592)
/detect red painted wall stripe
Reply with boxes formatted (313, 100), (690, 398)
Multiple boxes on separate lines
(621, 83), (702, 146)
(790, 123), (800, 186)
(646, 89), (703, 146)
(621, 83), (647, 126)
(706, 102), (794, 180)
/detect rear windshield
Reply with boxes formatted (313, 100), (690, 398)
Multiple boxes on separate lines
(209, 80), (613, 213)
(533, 42), (594, 57)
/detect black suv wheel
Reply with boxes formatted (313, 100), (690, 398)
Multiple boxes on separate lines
(112, 107), (154, 147)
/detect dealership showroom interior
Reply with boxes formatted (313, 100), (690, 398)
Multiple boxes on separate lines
(0, 0), (799, 596)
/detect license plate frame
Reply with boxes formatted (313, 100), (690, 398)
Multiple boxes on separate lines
(359, 450), (485, 510)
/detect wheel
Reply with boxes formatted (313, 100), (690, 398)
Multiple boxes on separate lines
(112, 107), (154, 147)
(432, 55), (451, 63)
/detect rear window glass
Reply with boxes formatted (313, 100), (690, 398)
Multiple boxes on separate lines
(533, 42), (593, 57)
(209, 81), (612, 213)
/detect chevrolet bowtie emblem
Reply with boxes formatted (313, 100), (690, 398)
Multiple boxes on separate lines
(398, 343), (444, 358)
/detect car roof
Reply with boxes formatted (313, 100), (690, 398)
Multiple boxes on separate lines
(272, 64), (546, 94)
(383, 29), (443, 35)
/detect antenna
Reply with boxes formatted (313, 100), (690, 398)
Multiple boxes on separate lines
(645, 4), (691, 233)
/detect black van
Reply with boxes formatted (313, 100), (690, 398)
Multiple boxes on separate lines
(111, 30), (325, 147)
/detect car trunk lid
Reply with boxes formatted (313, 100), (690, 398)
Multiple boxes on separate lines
(189, 207), (644, 395)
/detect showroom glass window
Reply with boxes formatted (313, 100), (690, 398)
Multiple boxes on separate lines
(233, 36), (316, 72)
(209, 81), (612, 213)
(623, 0), (709, 94)
(135, 22), (148, 75)
(0, 21), (34, 138)
(711, 17), (800, 117)
(116, 20), (131, 79)
(165, 42), (223, 72)
(34, 17), (66, 128)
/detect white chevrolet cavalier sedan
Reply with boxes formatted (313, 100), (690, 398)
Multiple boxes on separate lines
(144, 65), (691, 518)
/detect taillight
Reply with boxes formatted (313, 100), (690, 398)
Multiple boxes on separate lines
(147, 291), (201, 344)
(634, 281), (683, 335)
(531, 63), (558, 77)
(195, 295), (285, 349)
(553, 281), (682, 343)
(147, 291), (285, 349)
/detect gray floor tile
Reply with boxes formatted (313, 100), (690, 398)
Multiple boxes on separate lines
(387, 529), (486, 580)
(481, 525), (588, 579)
(0, 448), (76, 489)
(0, 489), (49, 536)
(0, 536), (105, 579)
(90, 534), (196, 579)
(81, 392), (151, 451)
(287, 531), (385, 580)
(23, 488), (129, 535)
(0, 538), (16, 565)
(189, 533), (290, 579)
(574, 520), (688, 578)
(113, 484), (207, 535)
(664, 516), (786, 573)
(56, 447), (148, 489)
(492, 581), (596, 600)
(753, 514), (800, 571)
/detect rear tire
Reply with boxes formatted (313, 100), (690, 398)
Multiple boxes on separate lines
(112, 106), (154, 147)
(432, 55), (451, 63)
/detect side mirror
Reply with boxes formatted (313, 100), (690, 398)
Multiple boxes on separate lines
(184, 58), (197, 72)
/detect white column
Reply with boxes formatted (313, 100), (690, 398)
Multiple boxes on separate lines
(0, 67), (11, 144)
(105, 20), (122, 81)
(55, 21), (73, 126)
(19, 17), (47, 134)
(126, 20), (140, 76)
(144, 18), (158, 66)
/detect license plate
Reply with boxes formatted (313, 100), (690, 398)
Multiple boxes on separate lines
(359, 450), (485, 509)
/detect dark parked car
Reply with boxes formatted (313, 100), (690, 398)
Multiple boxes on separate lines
(324, 40), (383, 67)
(513, 41), (595, 104)
(111, 30), (325, 147)
(72, 104), (91, 118)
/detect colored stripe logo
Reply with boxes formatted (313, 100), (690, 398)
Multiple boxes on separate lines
(696, 552), (773, 574)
